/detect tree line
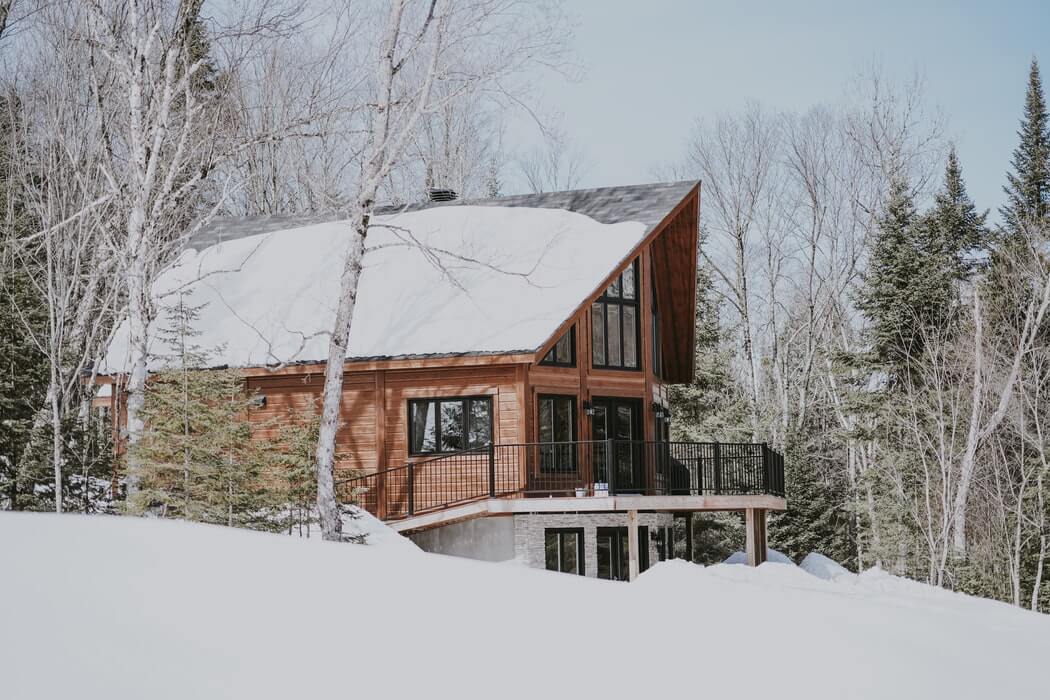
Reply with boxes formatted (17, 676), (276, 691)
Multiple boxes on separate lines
(671, 61), (1050, 612)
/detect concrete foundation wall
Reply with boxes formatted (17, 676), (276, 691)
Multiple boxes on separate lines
(408, 515), (516, 562)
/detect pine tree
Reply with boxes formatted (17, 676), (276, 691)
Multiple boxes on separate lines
(1001, 58), (1050, 233)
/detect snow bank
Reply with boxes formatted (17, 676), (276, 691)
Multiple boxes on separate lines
(800, 552), (855, 581)
(2, 513), (1049, 700)
(342, 505), (419, 551)
(724, 548), (795, 565)
(102, 206), (648, 372)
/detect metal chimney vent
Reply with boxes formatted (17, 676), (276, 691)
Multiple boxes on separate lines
(427, 188), (459, 202)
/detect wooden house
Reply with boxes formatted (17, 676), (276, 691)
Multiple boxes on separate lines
(99, 181), (785, 579)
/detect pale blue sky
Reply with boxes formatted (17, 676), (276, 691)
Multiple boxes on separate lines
(514, 0), (1049, 222)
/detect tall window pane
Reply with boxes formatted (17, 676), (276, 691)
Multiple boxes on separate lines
(606, 304), (621, 366)
(539, 397), (553, 443)
(554, 398), (573, 442)
(591, 302), (605, 365)
(623, 306), (637, 368)
(561, 534), (579, 574)
(468, 400), (492, 448)
(410, 402), (436, 453)
(439, 401), (464, 451)
(621, 264), (636, 299)
(555, 333), (572, 363)
(545, 529), (583, 575)
(591, 259), (639, 371)
(539, 395), (576, 473)
(545, 532), (560, 571)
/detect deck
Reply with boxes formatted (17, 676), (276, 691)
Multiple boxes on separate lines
(338, 440), (787, 524)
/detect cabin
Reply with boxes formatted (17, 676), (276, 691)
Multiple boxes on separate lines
(98, 181), (786, 580)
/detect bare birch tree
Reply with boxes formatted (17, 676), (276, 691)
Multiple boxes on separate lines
(312, 0), (568, 540)
(518, 118), (586, 194)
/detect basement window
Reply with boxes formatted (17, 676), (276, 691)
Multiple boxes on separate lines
(544, 528), (584, 575)
(408, 397), (493, 455)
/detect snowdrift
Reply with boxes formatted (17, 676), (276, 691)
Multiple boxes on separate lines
(1, 513), (1048, 700)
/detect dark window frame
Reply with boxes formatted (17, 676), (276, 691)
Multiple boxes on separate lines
(591, 259), (642, 371)
(544, 528), (585, 575)
(540, 326), (576, 367)
(407, 396), (494, 456)
(538, 394), (578, 473)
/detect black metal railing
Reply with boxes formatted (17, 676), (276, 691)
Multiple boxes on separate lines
(337, 440), (786, 521)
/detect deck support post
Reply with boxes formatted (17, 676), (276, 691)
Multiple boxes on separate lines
(627, 509), (640, 581)
(684, 512), (693, 562)
(745, 508), (767, 566)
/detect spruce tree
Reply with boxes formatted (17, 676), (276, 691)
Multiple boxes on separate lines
(768, 438), (853, 567)
(926, 147), (988, 282)
(127, 296), (290, 529)
(1001, 58), (1050, 233)
(856, 176), (927, 366)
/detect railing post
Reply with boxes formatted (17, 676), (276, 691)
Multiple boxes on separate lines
(377, 470), (387, 520)
(762, 442), (770, 494)
(407, 463), (415, 516)
(606, 438), (615, 495)
(712, 442), (722, 494)
(488, 443), (496, 497)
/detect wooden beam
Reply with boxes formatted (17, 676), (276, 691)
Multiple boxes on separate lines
(375, 369), (387, 519)
(745, 508), (767, 567)
(627, 509), (640, 582)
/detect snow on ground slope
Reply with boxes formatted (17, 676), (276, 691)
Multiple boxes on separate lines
(724, 548), (795, 565)
(1, 513), (1048, 700)
(801, 552), (856, 581)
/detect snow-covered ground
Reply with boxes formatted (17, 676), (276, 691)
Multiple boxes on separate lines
(1, 513), (1048, 699)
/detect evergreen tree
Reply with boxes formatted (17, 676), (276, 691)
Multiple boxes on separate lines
(1001, 58), (1050, 233)
(127, 296), (296, 530)
(856, 176), (927, 366)
(668, 261), (751, 442)
(856, 172), (974, 369)
(925, 147), (988, 284)
(768, 438), (853, 567)
(0, 92), (49, 510)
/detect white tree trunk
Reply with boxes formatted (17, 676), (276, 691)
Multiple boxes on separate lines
(313, 210), (369, 541)
(124, 250), (149, 495)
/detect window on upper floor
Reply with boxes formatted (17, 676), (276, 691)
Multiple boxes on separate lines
(408, 397), (493, 455)
(538, 394), (577, 473)
(591, 259), (640, 370)
(540, 326), (576, 367)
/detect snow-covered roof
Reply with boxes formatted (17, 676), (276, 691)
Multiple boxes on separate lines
(102, 182), (698, 372)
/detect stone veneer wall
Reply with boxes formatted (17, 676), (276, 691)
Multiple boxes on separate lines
(513, 512), (674, 578)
